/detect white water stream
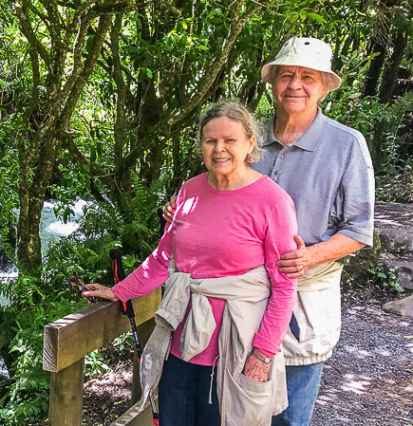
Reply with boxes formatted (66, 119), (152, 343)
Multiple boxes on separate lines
(0, 198), (87, 279)
(0, 198), (87, 378)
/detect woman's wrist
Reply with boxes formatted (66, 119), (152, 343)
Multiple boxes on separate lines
(110, 287), (120, 302)
(252, 348), (272, 364)
(109, 289), (119, 302)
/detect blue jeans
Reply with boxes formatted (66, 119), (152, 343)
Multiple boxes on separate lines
(158, 354), (221, 426)
(272, 362), (324, 426)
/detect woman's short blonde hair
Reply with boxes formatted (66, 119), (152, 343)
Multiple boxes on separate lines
(198, 100), (264, 164)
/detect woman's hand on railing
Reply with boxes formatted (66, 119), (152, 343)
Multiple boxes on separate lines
(82, 284), (119, 304)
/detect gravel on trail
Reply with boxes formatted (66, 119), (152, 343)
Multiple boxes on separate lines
(312, 295), (413, 426)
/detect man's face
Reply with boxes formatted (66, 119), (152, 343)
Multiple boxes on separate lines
(272, 66), (327, 115)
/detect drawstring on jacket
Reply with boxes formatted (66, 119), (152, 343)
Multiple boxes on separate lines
(208, 356), (219, 404)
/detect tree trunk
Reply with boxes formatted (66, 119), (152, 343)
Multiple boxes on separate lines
(172, 133), (181, 190)
(14, 4), (113, 273)
(364, 41), (387, 96)
(16, 197), (43, 273)
(379, 31), (408, 103)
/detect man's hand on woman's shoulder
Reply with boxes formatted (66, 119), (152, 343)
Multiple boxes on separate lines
(163, 195), (177, 223)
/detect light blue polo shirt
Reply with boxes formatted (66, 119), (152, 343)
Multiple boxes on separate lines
(251, 109), (375, 247)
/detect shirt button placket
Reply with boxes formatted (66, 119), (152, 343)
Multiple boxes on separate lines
(273, 146), (290, 182)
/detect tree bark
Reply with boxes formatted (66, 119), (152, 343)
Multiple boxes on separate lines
(379, 31), (408, 103)
(364, 40), (387, 97)
(110, 12), (133, 199)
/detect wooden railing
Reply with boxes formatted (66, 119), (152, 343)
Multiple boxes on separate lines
(43, 288), (161, 426)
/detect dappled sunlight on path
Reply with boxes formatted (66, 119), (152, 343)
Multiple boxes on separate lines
(312, 298), (413, 425)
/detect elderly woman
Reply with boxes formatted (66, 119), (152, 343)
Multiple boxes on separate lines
(84, 101), (298, 426)
(164, 38), (375, 426)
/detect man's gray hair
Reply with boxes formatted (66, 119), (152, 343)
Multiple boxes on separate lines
(198, 100), (264, 164)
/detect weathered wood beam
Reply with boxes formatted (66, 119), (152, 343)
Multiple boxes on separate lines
(43, 290), (161, 373)
(48, 358), (85, 426)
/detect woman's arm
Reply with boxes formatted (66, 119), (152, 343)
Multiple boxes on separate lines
(81, 231), (174, 302)
(252, 195), (298, 357)
(88, 191), (184, 303)
(243, 191), (298, 382)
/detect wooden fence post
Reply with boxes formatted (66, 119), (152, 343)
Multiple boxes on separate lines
(48, 358), (85, 426)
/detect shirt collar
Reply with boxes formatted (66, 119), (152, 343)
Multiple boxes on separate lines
(263, 107), (326, 152)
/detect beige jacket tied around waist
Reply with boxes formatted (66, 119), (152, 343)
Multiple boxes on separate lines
(282, 262), (344, 366)
(137, 261), (288, 426)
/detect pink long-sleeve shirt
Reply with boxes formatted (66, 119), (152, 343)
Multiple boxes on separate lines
(112, 172), (298, 366)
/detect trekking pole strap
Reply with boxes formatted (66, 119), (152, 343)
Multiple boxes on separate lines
(121, 299), (136, 318)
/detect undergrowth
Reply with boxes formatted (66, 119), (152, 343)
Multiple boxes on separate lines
(0, 273), (85, 424)
(0, 176), (166, 425)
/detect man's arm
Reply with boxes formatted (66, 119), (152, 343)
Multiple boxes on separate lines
(277, 234), (365, 278)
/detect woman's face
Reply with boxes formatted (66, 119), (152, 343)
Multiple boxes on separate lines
(201, 116), (255, 179)
(272, 66), (327, 115)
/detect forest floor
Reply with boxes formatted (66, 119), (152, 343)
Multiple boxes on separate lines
(32, 288), (413, 426)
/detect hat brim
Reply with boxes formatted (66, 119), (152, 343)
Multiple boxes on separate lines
(261, 58), (341, 92)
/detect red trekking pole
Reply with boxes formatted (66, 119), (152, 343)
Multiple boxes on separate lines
(110, 249), (160, 426)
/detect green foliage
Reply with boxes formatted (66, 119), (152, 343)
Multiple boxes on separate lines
(112, 332), (135, 354)
(84, 332), (135, 379)
(324, 92), (413, 193)
(368, 92), (413, 174)
(341, 232), (406, 296)
(342, 263), (406, 299)
(45, 174), (165, 286)
(377, 268), (405, 293)
(376, 163), (413, 203)
(0, 254), (143, 425)
(85, 349), (109, 379)
(0, 273), (85, 425)
(49, 152), (94, 211)
(0, 171), (166, 424)
(340, 231), (382, 296)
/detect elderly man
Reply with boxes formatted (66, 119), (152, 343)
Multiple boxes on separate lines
(164, 37), (375, 426)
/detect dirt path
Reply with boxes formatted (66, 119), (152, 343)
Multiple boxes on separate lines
(312, 296), (413, 426)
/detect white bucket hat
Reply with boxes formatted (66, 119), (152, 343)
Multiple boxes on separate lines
(261, 37), (341, 92)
